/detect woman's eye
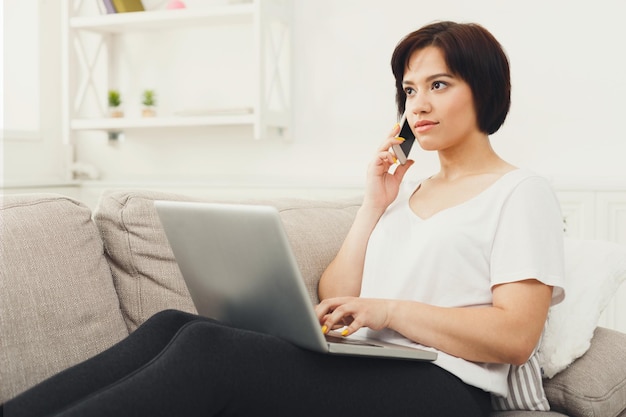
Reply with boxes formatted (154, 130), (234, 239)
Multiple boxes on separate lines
(404, 87), (416, 96)
(432, 81), (447, 90)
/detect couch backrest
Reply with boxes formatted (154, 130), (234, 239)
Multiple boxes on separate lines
(0, 194), (128, 403)
(94, 190), (361, 331)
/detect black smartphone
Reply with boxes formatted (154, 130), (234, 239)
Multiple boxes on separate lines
(391, 112), (416, 165)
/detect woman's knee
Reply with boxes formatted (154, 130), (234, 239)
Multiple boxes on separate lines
(139, 309), (199, 330)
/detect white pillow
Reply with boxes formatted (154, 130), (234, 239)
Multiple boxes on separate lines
(538, 238), (626, 378)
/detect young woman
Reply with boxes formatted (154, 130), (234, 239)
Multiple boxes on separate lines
(4, 21), (564, 417)
(317, 20), (565, 411)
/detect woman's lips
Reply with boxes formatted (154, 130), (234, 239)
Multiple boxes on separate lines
(415, 120), (438, 133)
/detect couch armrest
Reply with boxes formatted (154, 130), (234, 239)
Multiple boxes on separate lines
(0, 194), (128, 403)
(544, 327), (626, 417)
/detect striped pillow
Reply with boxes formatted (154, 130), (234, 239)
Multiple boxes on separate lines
(491, 350), (550, 411)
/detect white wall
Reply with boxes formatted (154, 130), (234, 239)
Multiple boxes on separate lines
(291, 0), (626, 183)
(3, 0), (626, 189)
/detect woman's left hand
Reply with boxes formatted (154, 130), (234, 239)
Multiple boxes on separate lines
(315, 297), (393, 336)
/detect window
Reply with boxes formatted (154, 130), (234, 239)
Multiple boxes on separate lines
(1, 0), (40, 141)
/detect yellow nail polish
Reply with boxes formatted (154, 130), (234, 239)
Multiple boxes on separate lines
(393, 123), (400, 129)
(321, 325), (328, 334)
(397, 136), (406, 142)
(393, 157), (398, 164)
(341, 329), (349, 336)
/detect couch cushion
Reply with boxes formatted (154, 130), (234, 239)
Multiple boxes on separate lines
(272, 199), (362, 303)
(94, 190), (360, 331)
(544, 327), (626, 417)
(0, 194), (128, 403)
(539, 238), (626, 378)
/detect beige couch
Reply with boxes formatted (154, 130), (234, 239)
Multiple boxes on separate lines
(1, 191), (625, 417)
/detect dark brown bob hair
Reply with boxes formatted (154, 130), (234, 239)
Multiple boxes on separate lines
(391, 21), (511, 135)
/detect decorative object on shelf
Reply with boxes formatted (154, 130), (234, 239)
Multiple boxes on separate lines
(141, 89), (157, 117)
(174, 107), (253, 117)
(101, 0), (117, 14)
(166, 0), (186, 9)
(111, 0), (144, 13)
(68, 161), (100, 180)
(108, 90), (123, 118)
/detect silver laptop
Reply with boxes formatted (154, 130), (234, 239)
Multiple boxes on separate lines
(155, 200), (437, 362)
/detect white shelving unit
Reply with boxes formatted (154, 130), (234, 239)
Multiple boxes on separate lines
(70, 5), (256, 32)
(62, 0), (291, 142)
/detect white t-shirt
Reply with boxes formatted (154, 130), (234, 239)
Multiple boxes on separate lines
(356, 168), (565, 397)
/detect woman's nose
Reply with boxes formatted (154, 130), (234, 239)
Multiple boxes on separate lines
(407, 93), (431, 114)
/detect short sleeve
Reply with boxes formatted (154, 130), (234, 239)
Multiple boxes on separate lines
(490, 176), (565, 305)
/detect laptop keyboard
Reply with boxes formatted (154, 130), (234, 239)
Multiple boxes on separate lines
(325, 333), (384, 348)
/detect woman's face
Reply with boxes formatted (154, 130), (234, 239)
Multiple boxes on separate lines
(402, 46), (482, 152)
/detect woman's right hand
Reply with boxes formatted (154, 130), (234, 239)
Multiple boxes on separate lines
(362, 123), (414, 212)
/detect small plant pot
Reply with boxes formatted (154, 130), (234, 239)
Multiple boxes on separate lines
(110, 108), (124, 118)
(142, 108), (156, 118)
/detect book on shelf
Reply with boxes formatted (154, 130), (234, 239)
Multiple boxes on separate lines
(111, 0), (145, 13)
(101, 0), (117, 14)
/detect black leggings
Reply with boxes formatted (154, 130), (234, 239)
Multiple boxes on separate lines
(5, 310), (491, 417)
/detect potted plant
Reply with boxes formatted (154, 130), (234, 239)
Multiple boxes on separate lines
(141, 89), (157, 117)
(108, 90), (123, 118)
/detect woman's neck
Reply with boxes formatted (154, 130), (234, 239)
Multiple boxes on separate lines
(435, 135), (513, 182)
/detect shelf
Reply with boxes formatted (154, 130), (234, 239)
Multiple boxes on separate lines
(70, 4), (255, 34)
(71, 114), (255, 131)
(64, 0), (291, 141)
